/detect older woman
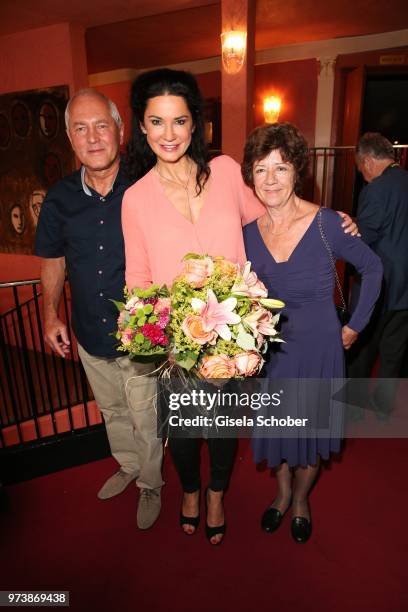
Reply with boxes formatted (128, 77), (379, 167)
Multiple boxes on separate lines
(122, 69), (358, 545)
(242, 123), (383, 543)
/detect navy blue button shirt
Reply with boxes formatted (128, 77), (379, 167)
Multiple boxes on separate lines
(35, 166), (132, 357)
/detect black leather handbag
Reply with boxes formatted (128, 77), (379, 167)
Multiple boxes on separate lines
(317, 208), (351, 326)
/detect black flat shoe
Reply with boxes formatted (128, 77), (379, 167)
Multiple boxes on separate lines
(261, 507), (285, 533)
(291, 516), (312, 543)
(205, 488), (226, 546)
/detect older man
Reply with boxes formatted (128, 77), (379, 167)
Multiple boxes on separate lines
(349, 132), (408, 409)
(35, 89), (163, 529)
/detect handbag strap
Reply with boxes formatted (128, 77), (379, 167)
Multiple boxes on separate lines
(317, 208), (348, 311)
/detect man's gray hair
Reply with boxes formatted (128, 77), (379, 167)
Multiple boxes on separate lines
(65, 88), (123, 130)
(356, 132), (395, 161)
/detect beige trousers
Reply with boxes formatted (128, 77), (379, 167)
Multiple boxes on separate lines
(77, 343), (163, 490)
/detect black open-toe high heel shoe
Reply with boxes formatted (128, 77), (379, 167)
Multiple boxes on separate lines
(180, 491), (200, 535)
(205, 488), (226, 546)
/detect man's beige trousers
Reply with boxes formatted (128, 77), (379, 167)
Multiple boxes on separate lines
(78, 343), (163, 490)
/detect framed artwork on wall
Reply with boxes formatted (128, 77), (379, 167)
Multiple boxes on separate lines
(0, 85), (75, 254)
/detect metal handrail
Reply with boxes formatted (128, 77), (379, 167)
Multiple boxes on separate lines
(0, 280), (42, 319)
(310, 144), (408, 149)
(0, 280), (40, 288)
(0, 279), (96, 449)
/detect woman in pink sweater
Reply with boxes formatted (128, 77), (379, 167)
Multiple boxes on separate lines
(122, 68), (356, 545)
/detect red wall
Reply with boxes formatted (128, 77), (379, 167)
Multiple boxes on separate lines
(0, 23), (87, 95)
(196, 71), (222, 99)
(0, 255), (41, 284)
(94, 80), (132, 145)
(254, 59), (318, 146)
(0, 23), (88, 286)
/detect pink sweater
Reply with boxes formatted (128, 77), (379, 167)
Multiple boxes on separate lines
(122, 155), (265, 289)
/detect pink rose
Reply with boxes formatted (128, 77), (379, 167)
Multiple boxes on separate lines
(199, 354), (236, 379)
(182, 314), (218, 345)
(154, 298), (171, 315)
(183, 257), (214, 288)
(234, 351), (262, 376)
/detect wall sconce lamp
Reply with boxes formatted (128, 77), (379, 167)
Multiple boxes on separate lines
(221, 31), (247, 74)
(263, 96), (282, 123)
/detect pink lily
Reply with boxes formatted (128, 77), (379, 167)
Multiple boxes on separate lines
(243, 307), (279, 339)
(191, 288), (241, 341)
(231, 262), (268, 298)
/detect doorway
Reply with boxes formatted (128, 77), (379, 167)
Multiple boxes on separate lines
(336, 65), (408, 214)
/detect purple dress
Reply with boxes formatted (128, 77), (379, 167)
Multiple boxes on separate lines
(243, 208), (383, 467)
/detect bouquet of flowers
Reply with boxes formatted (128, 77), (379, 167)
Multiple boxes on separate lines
(114, 285), (171, 361)
(169, 254), (284, 378)
(114, 254), (284, 377)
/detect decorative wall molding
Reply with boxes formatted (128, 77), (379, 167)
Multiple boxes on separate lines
(317, 57), (337, 78)
(89, 57), (221, 86)
(89, 28), (408, 86)
(255, 29), (408, 65)
(315, 56), (337, 147)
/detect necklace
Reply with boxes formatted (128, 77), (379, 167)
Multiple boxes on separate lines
(155, 160), (194, 221)
(155, 160), (206, 254)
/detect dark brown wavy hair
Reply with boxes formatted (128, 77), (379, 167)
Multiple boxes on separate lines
(242, 122), (310, 195)
(125, 68), (210, 193)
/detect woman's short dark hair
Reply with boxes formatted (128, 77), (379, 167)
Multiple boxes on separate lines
(242, 122), (309, 195)
(125, 68), (210, 192)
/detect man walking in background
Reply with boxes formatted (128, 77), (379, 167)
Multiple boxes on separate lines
(35, 89), (163, 528)
(349, 132), (408, 411)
